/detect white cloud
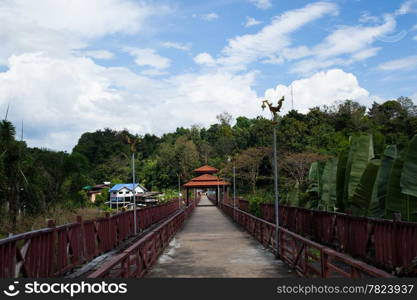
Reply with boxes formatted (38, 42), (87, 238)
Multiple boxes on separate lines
(206, 2), (338, 71)
(395, 0), (417, 15)
(377, 55), (417, 71)
(264, 69), (371, 113)
(194, 53), (216, 66)
(0, 0), (164, 65)
(0, 53), (262, 151)
(290, 15), (395, 74)
(245, 17), (263, 27)
(192, 12), (219, 21)
(249, 0), (272, 10)
(77, 50), (114, 60)
(124, 47), (171, 70)
(162, 42), (191, 51)
(140, 69), (169, 77)
(359, 11), (380, 24)
(412, 92), (417, 102)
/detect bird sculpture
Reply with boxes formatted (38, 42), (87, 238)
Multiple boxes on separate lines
(261, 96), (285, 124)
(125, 135), (138, 153)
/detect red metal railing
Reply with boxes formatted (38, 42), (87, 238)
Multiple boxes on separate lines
(238, 199), (417, 275)
(0, 200), (180, 278)
(221, 202), (393, 278)
(88, 199), (196, 278)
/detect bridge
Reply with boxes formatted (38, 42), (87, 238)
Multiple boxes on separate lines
(1, 165), (416, 278)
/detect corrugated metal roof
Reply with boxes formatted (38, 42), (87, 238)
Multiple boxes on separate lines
(109, 183), (148, 192)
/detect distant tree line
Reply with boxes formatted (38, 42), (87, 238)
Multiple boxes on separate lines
(1, 97), (416, 228)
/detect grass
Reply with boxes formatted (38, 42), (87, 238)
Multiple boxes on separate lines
(0, 205), (106, 239)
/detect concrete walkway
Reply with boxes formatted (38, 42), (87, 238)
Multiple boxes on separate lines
(146, 196), (294, 278)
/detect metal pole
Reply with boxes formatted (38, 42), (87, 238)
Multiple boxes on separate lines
(222, 182), (225, 205)
(233, 165), (236, 219)
(178, 174), (181, 201)
(273, 123), (280, 258)
(132, 152), (137, 235)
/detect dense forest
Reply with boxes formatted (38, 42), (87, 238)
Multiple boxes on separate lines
(1, 97), (417, 231)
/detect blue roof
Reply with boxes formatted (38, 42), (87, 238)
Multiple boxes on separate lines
(109, 183), (147, 192)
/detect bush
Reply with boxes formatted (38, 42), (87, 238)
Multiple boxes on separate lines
(245, 190), (274, 217)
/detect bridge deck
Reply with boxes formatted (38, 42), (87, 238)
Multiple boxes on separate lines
(146, 196), (294, 278)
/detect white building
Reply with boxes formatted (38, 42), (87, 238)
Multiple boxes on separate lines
(109, 183), (147, 207)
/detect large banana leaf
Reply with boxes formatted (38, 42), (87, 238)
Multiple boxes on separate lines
(385, 157), (417, 221)
(307, 161), (324, 195)
(370, 145), (397, 218)
(336, 149), (348, 211)
(348, 159), (380, 216)
(287, 181), (300, 207)
(307, 162), (319, 193)
(343, 134), (374, 205)
(400, 134), (417, 197)
(320, 157), (338, 211)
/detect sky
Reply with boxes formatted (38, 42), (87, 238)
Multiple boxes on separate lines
(0, 0), (416, 151)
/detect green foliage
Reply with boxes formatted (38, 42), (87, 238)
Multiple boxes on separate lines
(319, 157), (338, 211)
(370, 145), (397, 218)
(336, 149), (349, 211)
(385, 157), (417, 221)
(343, 134), (374, 207)
(95, 189), (109, 206)
(348, 159), (381, 216)
(304, 132), (417, 221)
(400, 135), (417, 197)
(158, 189), (179, 203)
(306, 162), (320, 194)
(245, 190), (274, 217)
(286, 181), (300, 207)
(2, 96), (417, 232)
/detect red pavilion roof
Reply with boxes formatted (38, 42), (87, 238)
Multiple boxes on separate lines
(193, 165), (219, 174)
(184, 165), (229, 188)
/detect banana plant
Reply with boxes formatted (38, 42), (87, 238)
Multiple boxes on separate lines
(401, 134), (417, 198)
(343, 134), (374, 208)
(348, 159), (380, 216)
(370, 145), (397, 218)
(319, 157), (338, 211)
(286, 181), (300, 207)
(336, 149), (348, 211)
(385, 156), (417, 221)
(307, 161), (324, 194)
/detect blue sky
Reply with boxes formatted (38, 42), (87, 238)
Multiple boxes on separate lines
(0, 0), (416, 151)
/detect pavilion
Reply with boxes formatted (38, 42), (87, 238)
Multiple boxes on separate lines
(183, 165), (230, 206)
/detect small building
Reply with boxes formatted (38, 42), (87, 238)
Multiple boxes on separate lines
(109, 183), (148, 208)
(82, 183), (110, 203)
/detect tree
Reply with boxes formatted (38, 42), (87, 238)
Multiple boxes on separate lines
(233, 147), (270, 193)
(280, 152), (330, 187)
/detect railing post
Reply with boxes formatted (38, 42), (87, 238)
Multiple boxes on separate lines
(76, 215), (86, 263)
(320, 249), (328, 278)
(47, 219), (56, 277)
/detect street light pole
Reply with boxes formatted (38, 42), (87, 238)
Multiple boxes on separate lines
(178, 173), (181, 200)
(132, 152), (137, 235)
(272, 120), (280, 258)
(233, 163), (236, 220)
(261, 96), (284, 259)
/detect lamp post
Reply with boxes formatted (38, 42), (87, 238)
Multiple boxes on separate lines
(262, 96), (284, 259)
(126, 136), (139, 235)
(177, 173), (181, 205)
(132, 152), (137, 234)
(228, 156), (236, 220)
